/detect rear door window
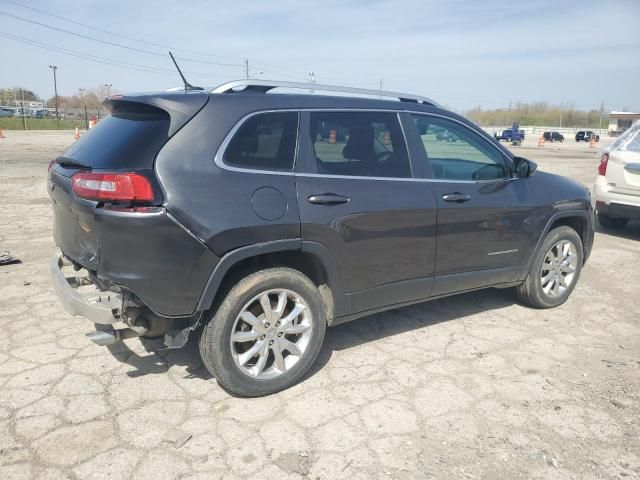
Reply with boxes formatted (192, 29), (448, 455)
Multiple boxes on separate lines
(224, 112), (299, 171)
(412, 115), (508, 181)
(309, 111), (412, 178)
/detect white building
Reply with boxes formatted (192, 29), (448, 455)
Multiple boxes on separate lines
(608, 111), (640, 136)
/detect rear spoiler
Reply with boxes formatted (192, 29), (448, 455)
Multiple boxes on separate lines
(103, 90), (209, 136)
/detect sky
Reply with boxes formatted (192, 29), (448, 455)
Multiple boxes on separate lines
(1, 0), (639, 112)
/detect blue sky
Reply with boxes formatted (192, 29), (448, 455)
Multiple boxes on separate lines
(1, 0), (639, 111)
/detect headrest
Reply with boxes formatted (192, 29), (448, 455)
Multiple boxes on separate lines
(342, 124), (375, 162)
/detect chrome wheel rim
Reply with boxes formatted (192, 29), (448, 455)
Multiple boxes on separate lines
(230, 289), (313, 380)
(540, 240), (578, 298)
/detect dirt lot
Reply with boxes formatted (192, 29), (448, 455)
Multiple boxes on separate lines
(0, 131), (638, 480)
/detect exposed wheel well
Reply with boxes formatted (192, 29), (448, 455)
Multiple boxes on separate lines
(548, 216), (585, 247)
(209, 251), (335, 324)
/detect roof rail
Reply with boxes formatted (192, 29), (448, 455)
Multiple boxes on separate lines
(210, 79), (440, 108)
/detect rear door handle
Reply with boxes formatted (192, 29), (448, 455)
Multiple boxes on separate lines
(442, 192), (471, 203)
(307, 193), (350, 206)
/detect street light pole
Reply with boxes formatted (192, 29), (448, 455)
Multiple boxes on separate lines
(79, 88), (88, 130)
(104, 84), (112, 97)
(49, 65), (59, 129)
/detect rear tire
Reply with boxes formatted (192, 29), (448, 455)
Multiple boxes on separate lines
(597, 214), (628, 230)
(516, 226), (583, 309)
(199, 268), (326, 397)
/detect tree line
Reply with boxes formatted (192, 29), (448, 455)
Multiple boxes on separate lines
(465, 101), (610, 128)
(0, 85), (114, 111)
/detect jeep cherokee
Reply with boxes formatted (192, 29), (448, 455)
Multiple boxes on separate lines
(49, 80), (594, 397)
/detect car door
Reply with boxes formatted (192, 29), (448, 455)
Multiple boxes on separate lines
(296, 110), (438, 314)
(409, 113), (540, 296)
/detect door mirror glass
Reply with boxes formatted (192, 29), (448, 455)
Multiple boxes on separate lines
(513, 157), (537, 178)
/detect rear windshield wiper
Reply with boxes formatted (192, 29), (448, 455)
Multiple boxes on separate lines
(55, 158), (91, 169)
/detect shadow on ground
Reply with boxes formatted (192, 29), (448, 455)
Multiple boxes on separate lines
(105, 287), (516, 387)
(595, 219), (640, 241)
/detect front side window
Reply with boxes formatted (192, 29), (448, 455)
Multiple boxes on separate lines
(224, 112), (298, 170)
(309, 111), (411, 178)
(412, 115), (508, 181)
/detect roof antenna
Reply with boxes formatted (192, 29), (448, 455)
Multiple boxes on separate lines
(169, 51), (203, 91)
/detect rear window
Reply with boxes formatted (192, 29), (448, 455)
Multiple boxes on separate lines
(61, 103), (170, 169)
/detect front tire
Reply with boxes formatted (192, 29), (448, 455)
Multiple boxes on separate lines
(199, 268), (327, 397)
(516, 226), (583, 309)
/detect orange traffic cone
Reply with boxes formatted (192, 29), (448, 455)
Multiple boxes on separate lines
(0, 128), (5, 139)
(73, 126), (80, 140)
(589, 136), (596, 148)
(538, 135), (545, 147)
(328, 129), (336, 144)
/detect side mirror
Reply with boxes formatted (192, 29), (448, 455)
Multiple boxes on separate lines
(513, 157), (537, 178)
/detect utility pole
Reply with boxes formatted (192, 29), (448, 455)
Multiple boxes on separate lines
(560, 102), (563, 129)
(79, 88), (88, 130)
(20, 88), (26, 130)
(599, 101), (605, 130)
(244, 59), (250, 79)
(379, 79), (383, 99)
(49, 65), (59, 129)
(506, 98), (512, 127)
(308, 71), (316, 94)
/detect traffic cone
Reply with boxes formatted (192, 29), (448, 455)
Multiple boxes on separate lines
(589, 136), (596, 148)
(538, 135), (545, 147)
(73, 126), (80, 140)
(0, 128), (5, 139)
(328, 129), (336, 144)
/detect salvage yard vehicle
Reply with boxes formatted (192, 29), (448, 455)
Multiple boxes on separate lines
(576, 130), (599, 142)
(594, 120), (640, 229)
(543, 131), (564, 142)
(49, 80), (594, 396)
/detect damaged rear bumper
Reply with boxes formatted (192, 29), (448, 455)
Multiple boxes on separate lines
(50, 254), (121, 325)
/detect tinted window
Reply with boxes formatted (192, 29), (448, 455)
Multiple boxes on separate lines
(62, 105), (170, 169)
(224, 112), (298, 170)
(412, 115), (507, 181)
(309, 111), (411, 178)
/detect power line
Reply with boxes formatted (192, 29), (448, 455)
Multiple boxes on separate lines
(0, 0), (245, 61)
(0, 31), (234, 79)
(0, 11), (243, 67)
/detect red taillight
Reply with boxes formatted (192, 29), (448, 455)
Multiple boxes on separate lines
(71, 172), (154, 202)
(598, 153), (608, 176)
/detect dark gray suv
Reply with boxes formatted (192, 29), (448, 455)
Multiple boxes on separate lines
(49, 80), (594, 396)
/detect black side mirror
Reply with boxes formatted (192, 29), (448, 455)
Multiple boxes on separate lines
(513, 157), (537, 178)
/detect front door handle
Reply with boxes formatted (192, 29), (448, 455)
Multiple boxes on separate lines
(307, 193), (350, 206)
(442, 192), (471, 203)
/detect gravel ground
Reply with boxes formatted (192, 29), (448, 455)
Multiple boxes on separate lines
(0, 131), (638, 480)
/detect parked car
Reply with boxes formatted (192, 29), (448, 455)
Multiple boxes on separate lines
(593, 120), (640, 229)
(575, 130), (599, 142)
(543, 131), (564, 142)
(0, 107), (14, 117)
(436, 129), (458, 142)
(49, 80), (594, 396)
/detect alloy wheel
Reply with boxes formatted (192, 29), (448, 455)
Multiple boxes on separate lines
(540, 240), (578, 298)
(230, 289), (313, 380)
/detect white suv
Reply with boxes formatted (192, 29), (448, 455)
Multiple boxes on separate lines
(594, 120), (640, 229)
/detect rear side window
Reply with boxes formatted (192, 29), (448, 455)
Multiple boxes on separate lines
(224, 112), (298, 171)
(309, 111), (411, 178)
(412, 114), (508, 181)
(62, 103), (170, 169)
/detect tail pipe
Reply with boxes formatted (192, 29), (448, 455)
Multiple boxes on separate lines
(86, 325), (148, 346)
